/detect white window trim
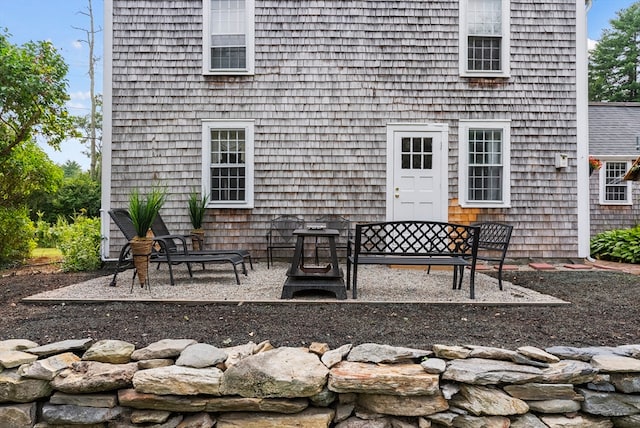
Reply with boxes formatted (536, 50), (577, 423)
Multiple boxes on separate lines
(202, 0), (255, 75)
(459, 0), (511, 78)
(598, 158), (633, 206)
(458, 119), (511, 208)
(202, 119), (255, 209)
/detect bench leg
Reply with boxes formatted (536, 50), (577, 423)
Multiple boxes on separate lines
(457, 266), (465, 290)
(346, 259), (351, 291)
(452, 266), (456, 290)
(352, 265), (358, 299)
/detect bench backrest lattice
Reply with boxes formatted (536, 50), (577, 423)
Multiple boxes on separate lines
(475, 222), (513, 253)
(356, 221), (477, 257)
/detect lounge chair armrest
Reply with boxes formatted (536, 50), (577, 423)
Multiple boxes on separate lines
(154, 235), (189, 254)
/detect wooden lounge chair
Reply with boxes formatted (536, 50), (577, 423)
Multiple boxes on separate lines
(151, 213), (253, 273)
(108, 209), (245, 287)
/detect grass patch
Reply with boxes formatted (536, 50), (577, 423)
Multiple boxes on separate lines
(31, 248), (63, 259)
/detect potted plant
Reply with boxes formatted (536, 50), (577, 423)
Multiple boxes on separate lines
(128, 187), (166, 286)
(589, 156), (602, 176)
(188, 190), (208, 251)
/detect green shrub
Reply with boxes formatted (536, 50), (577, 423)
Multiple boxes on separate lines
(590, 226), (640, 264)
(0, 206), (36, 267)
(57, 213), (102, 272)
(34, 212), (61, 248)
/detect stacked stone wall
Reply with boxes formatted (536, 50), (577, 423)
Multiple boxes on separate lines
(1, 338), (639, 427)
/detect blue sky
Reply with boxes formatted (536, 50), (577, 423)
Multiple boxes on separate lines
(588, 0), (637, 41)
(0, 0), (636, 169)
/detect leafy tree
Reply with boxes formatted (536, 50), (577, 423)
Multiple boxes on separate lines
(0, 31), (77, 162)
(589, 2), (640, 101)
(61, 160), (83, 178)
(0, 140), (63, 209)
(31, 172), (101, 223)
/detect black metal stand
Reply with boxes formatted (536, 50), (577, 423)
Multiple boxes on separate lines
(281, 228), (347, 299)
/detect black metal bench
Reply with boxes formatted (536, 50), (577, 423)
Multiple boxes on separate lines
(346, 221), (480, 299)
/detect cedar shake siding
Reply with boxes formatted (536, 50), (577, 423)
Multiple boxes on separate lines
(106, 0), (582, 260)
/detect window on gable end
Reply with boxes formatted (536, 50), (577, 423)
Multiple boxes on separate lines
(458, 120), (511, 208)
(202, 120), (255, 208)
(459, 0), (510, 77)
(203, 0), (255, 75)
(599, 160), (632, 205)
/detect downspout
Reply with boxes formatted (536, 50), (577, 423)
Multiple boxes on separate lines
(100, 0), (115, 260)
(576, 0), (591, 258)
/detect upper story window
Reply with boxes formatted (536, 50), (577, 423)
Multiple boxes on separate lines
(458, 120), (511, 208)
(459, 0), (510, 78)
(203, 0), (255, 75)
(599, 160), (632, 205)
(202, 120), (255, 208)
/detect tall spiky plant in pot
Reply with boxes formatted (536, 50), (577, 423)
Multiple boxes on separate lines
(128, 187), (166, 286)
(188, 190), (208, 251)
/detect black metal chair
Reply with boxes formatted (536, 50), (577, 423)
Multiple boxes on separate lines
(472, 222), (513, 290)
(265, 215), (305, 268)
(151, 213), (253, 273)
(313, 215), (351, 263)
(109, 209), (245, 287)
(426, 221), (513, 291)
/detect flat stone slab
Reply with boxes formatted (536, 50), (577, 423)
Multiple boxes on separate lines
(529, 263), (556, 270)
(563, 264), (592, 270)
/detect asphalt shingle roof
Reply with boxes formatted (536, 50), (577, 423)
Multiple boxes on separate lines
(589, 102), (640, 156)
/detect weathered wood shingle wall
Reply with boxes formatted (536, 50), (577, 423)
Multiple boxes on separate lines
(588, 103), (640, 237)
(108, 0), (579, 259)
(589, 177), (640, 236)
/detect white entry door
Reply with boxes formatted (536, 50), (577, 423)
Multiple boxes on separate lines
(386, 124), (448, 222)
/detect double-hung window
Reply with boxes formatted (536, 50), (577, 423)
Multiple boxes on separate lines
(202, 120), (254, 208)
(459, 0), (510, 77)
(599, 160), (632, 205)
(203, 0), (255, 74)
(459, 120), (511, 208)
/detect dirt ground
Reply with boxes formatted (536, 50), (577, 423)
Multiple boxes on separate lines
(1, 260), (639, 350)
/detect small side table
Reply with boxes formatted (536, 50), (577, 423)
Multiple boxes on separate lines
(281, 228), (347, 299)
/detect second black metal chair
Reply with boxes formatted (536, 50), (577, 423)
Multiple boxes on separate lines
(265, 215), (305, 268)
(472, 222), (513, 290)
(313, 215), (351, 264)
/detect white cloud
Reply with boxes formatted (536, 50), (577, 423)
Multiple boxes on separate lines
(66, 91), (92, 114)
(72, 40), (83, 50)
(71, 91), (92, 101)
(588, 38), (598, 51)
